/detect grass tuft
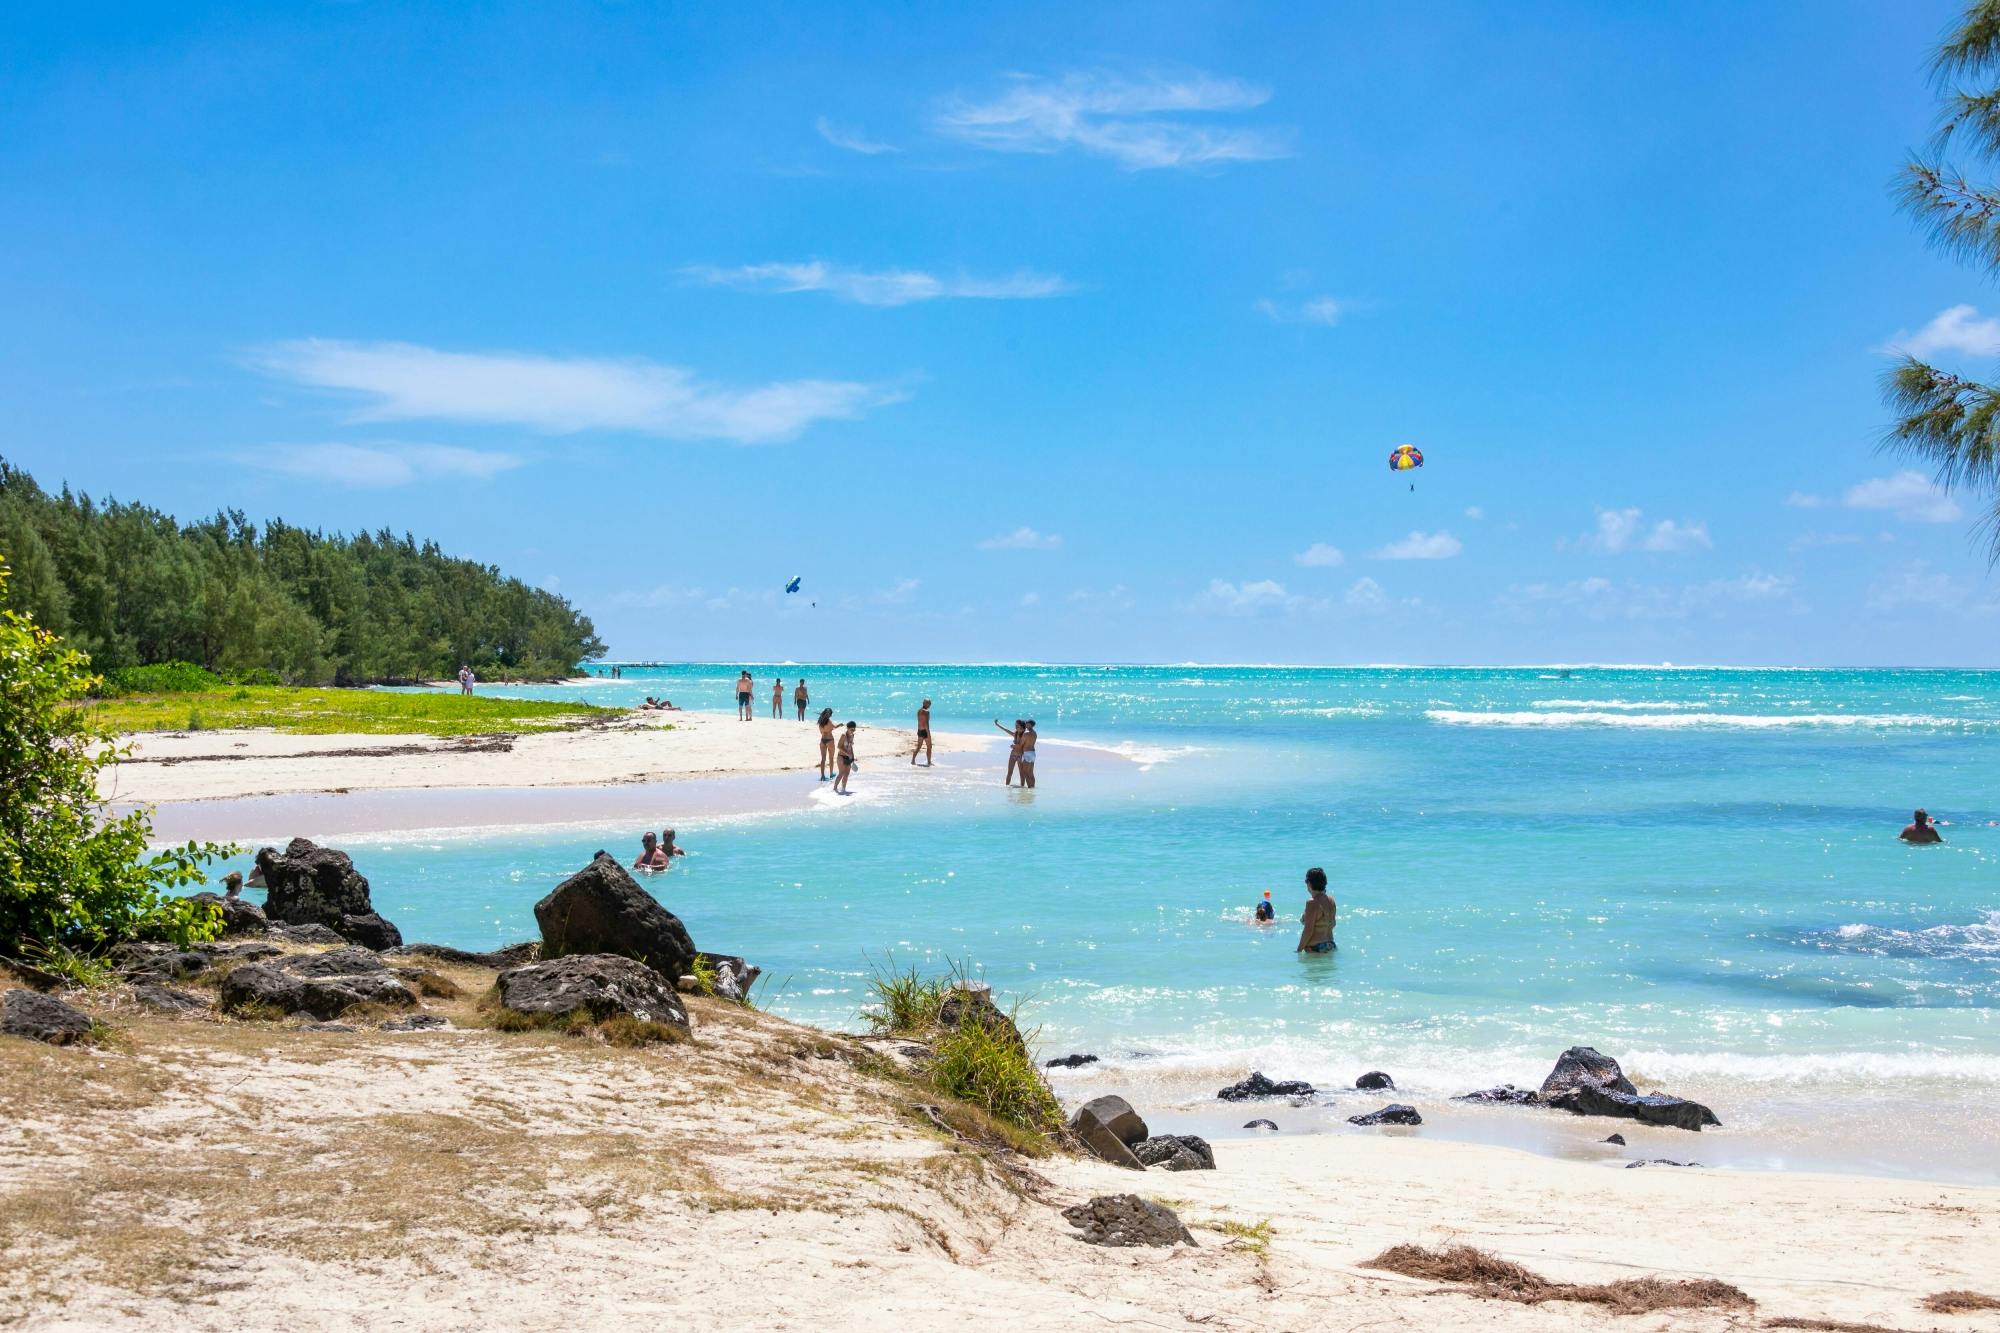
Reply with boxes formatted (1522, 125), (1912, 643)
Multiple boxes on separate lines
(1362, 1243), (1753, 1314)
(1215, 1218), (1274, 1258)
(409, 971), (463, 999)
(863, 960), (949, 1036)
(928, 1013), (1063, 1136)
(1923, 1290), (2000, 1314)
(16, 940), (117, 990)
(600, 1014), (690, 1047)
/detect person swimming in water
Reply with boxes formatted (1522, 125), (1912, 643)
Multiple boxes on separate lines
(658, 827), (687, 860)
(633, 831), (668, 870)
(1900, 808), (1945, 844)
(1296, 867), (1336, 953)
(1254, 891), (1274, 923)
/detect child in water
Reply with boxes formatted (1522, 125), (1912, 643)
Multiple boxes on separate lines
(1253, 891), (1275, 923)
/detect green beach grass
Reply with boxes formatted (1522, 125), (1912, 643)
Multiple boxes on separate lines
(85, 686), (622, 738)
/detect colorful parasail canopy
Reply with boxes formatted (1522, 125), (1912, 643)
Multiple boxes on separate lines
(784, 576), (802, 594)
(1388, 445), (1424, 472)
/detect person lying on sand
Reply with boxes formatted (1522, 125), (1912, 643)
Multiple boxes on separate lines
(1900, 808), (1944, 844)
(633, 832), (668, 870)
(1297, 868), (1336, 953)
(1254, 891), (1274, 923)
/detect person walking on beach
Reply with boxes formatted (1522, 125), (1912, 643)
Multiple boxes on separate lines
(736, 670), (754, 721)
(995, 718), (1025, 785)
(794, 679), (809, 721)
(1017, 719), (1038, 789)
(817, 707), (836, 780)
(457, 664), (474, 696)
(1296, 868), (1336, 954)
(834, 721), (857, 794)
(771, 676), (784, 719)
(912, 698), (933, 766)
(1900, 808), (1945, 844)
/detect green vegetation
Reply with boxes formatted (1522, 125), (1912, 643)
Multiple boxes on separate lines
(0, 457), (602, 683)
(87, 684), (617, 737)
(0, 560), (231, 952)
(16, 939), (118, 990)
(865, 960), (1064, 1145)
(1885, 2), (2000, 560)
(1214, 1218), (1274, 1258)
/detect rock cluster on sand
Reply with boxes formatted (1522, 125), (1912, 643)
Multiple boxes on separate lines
(1132, 1134), (1216, 1172)
(181, 891), (269, 937)
(1453, 1046), (1720, 1131)
(1062, 1195), (1196, 1247)
(109, 940), (281, 984)
(1217, 1071), (1315, 1101)
(254, 838), (404, 950)
(1, 989), (93, 1045)
(533, 852), (696, 980)
(1069, 1094), (1147, 1169)
(494, 953), (690, 1030)
(1348, 1103), (1423, 1127)
(131, 984), (209, 1014)
(220, 947), (418, 1021)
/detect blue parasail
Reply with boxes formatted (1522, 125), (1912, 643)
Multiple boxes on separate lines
(784, 576), (802, 595)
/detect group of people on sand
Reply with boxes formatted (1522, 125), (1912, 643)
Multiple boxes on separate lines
(1251, 867), (1339, 955)
(733, 670), (815, 722)
(631, 828), (687, 871)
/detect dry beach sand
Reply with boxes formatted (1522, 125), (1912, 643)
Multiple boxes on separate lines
(2, 956), (1995, 1333)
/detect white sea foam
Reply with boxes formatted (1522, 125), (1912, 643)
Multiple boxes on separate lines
(1530, 698), (1705, 711)
(1426, 709), (1977, 730)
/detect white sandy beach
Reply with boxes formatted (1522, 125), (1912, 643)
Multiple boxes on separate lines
(99, 709), (991, 805)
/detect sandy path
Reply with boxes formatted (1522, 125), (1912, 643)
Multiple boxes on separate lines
(99, 709), (992, 804)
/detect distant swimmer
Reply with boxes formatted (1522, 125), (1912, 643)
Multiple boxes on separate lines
(1296, 867), (1337, 954)
(795, 679), (809, 721)
(912, 698), (933, 766)
(633, 832), (669, 871)
(1254, 891), (1274, 923)
(835, 721), (857, 794)
(817, 707), (836, 780)
(1900, 809), (1944, 844)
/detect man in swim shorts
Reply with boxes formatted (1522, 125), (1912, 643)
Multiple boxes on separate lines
(1296, 868), (1336, 953)
(911, 698), (932, 765)
(736, 670), (753, 721)
(1900, 808), (1944, 844)
(794, 679), (808, 721)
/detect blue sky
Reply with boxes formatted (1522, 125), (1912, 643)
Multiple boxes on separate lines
(4, 1), (1998, 665)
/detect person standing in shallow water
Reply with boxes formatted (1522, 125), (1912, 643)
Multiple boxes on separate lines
(835, 721), (857, 794)
(1900, 808), (1945, 844)
(771, 676), (784, 719)
(1296, 867), (1336, 954)
(911, 698), (932, 766)
(817, 708), (836, 781)
(794, 679), (808, 721)
(995, 718), (1025, 785)
(1017, 719), (1038, 788)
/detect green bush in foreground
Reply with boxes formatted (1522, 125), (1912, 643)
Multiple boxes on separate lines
(0, 560), (232, 952)
(865, 959), (1063, 1143)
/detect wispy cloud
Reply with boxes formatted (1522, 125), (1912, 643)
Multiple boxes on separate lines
(1463, 506), (1485, 521)
(236, 442), (524, 488)
(934, 69), (1292, 171)
(1498, 572), (1796, 622)
(1574, 506), (1711, 555)
(1255, 295), (1343, 326)
(1192, 577), (1321, 616)
(685, 261), (1070, 306)
(1789, 531), (1864, 552)
(979, 526), (1063, 551)
(248, 339), (900, 444)
(1370, 530), (1463, 560)
(1880, 304), (2000, 358)
(1840, 471), (1962, 523)
(815, 115), (899, 155)
(1866, 560), (2000, 616)
(1344, 576), (1387, 611)
(1292, 541), (1345, 567)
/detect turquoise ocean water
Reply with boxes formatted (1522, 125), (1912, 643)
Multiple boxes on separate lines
(222, 665), (1999, 1180)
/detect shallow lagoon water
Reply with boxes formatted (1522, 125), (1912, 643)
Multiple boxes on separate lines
(219, 665), (1999, 1181)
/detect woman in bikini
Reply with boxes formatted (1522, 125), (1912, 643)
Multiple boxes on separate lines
(771, 677), (784, 719)
(835, 721), (857, 794)
(817, 707), (836, 781)
(994, 718), (1025, 785)
(911, 698), (932, 766)
(1018, 719), (1038, 789)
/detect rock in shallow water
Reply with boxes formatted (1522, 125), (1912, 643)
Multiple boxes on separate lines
(1453, 1084), (1538, 1105)
(1243, 1118), (1280, 1131)
(1045, 1053), (1099, 1069)
(1348, 1103), (1423, 1127)
(1539, 1046), (1638, 1098)
(1062, 1195), (1195, 1247)
(2, 989), (93, 1044)
(1546, 1084), (1720, 1132)
(1626, 1158), (1703, 1169)
(1603, 1133), (1626, 1145)
(1355, 1070), (1396, 1091)
(1217, 1071), (1315, 1101)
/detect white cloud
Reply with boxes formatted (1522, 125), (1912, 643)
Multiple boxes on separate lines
(979, 526), (1063, 551)
(236, 442), (524, 488)
(1344, 577), (1386, 611)
(1067, 584), (1133, 611)
(934, 70), (1292, 171)
(684, 260), (1070, 306)
(1866, 561), (1999, 616)
(1498, 572), (1796, 622)
(249, 339), (899, 445)
(815, 116), (899, 155)
(1789, 531), (1864, 552)
(1193, 577), (1320, 615)
(876, 577), (920, 604)
(1576, 506), (1711, 554)
(1463, 506), (1484, 521)
(1369, 530), (1463, 560)
(1255, 295), (1342, 326)
(1881, 304), (2000, 358)
(1840, 471), (1962, 523)
(1018, 592), (1040, 607)
(1784, 491), (1826, 509)
(1292, 541), (1345, 567)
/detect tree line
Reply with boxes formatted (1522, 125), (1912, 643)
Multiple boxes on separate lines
(0, 458), (603, 684)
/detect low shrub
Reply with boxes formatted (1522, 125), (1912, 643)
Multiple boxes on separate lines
(863, 959), (949, 1035)
(96, 662), (224, 697)
(929, 1012), (1063, 1136)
